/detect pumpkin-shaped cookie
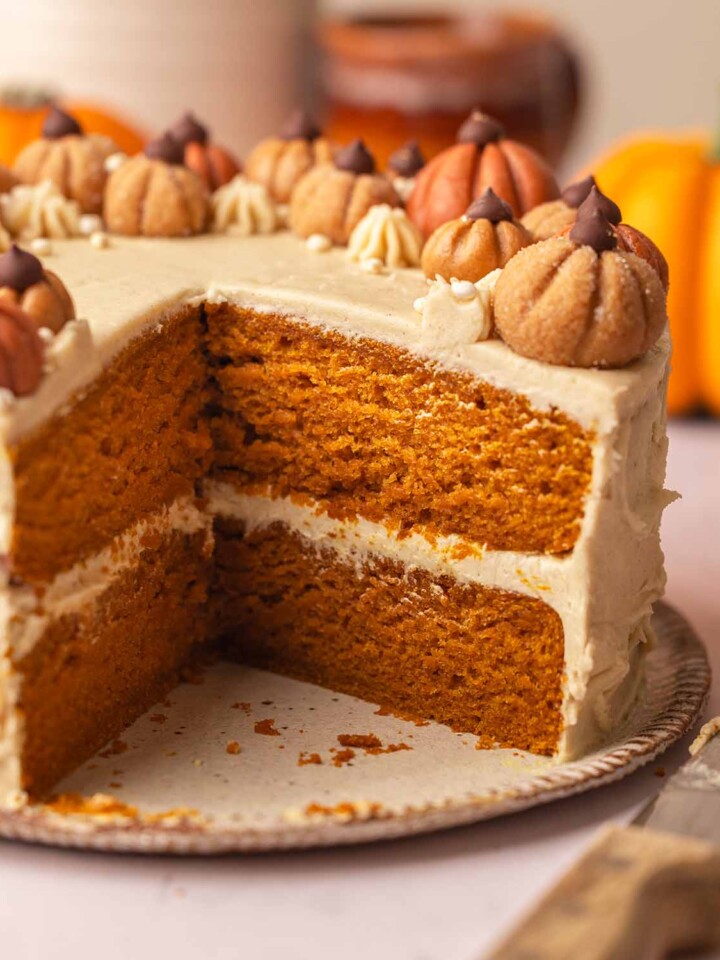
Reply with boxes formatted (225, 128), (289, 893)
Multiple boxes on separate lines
(0, 244), (75, 334)
(104, 133), (209, 237)
(245, 110), (334, 204)
(493, 207), (667, 369)
(555, 187), (669, 291)
(169, 111), (241, 192)
(522, 175), (621, 241)
(612, 222), (669, 291)
(421, 188), (531, 282)
(521, 199), (575, 242)
(0, 246), (47, 397)
(0, 295), (45, 396)
(13, 107), (118, 215)
(387, 140), (426, 204)
(407, 110), (559, 238)
(289, 139), (400, 246)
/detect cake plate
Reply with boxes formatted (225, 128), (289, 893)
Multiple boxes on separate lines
(0, 602), (709, 854)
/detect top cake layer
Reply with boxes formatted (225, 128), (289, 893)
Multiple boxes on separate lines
(0, 232), (670, 446)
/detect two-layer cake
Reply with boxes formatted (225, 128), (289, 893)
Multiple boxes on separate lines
(0, 106), (672, 805)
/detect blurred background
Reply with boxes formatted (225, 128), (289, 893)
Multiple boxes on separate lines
(2, 0), (719, 413)
(3, 0), (717, 169)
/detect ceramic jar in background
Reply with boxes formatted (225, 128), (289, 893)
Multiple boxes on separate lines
(1, 0), (317, 157)
(317, 13), (581, 167)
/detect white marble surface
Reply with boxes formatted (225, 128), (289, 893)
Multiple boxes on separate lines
(0, 420), (718, 960)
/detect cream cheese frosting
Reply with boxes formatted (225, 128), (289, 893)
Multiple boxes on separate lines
(210, 175), (278, 236)
(414, 270), (500, 349)
(347, 204), (422, 268)
(1, 181), (81, 241)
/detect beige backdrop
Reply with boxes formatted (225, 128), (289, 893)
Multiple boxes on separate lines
(2, 1), (717, 170)
(324, 0), (720, 173)
(2, 0), (317, 156)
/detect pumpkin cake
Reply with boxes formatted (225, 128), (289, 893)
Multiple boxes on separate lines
(0, 113), (672, 808)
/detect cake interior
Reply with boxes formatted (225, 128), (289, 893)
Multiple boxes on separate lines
(6, 302), (593, 798)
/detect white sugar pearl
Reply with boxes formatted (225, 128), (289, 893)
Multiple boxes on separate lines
(306, 233), (332, 253)
(90, 231), (110, 249)
(360, 257), (384, 275)
(104, 152), (127, 173)
(30, 237), (52, 256)
(79, 214), (103, 236)
(37, 327), (55, 345)
(413, 296), (427, 313)
(450, 279), (477, 301)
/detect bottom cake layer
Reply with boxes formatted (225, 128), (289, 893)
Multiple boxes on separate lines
(14, 525), (213, 798)
(213, 517), (565, 756)
(4, 492), (571, 800)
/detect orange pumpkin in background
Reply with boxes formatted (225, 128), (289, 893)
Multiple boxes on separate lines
(0, 87), (145, 165)
(592, 131), (720, 415)
(407, 110), (560, 238)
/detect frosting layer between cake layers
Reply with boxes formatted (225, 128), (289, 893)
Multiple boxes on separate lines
(0, 233), (672, 804)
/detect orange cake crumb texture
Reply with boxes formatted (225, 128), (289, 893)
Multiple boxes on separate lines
(45, 792), (200, 823)
(215, 520), (565, 756)
(331, 748), (356, 767)
(337, 733), (382, 749)
(374, 705), (429, 726)
(365, 742), (411, 756)
(297, 738), (411, 767)
(17, 527), (211, 797)
(45, 793), (138, 818)
(207, 305), (593, 555)
(10, 306), (212, 584)
(254, 718), (281, 737)
(8, 303), (583, 796)
(303, 801), (385, 821)
(337, 733), (411, 755)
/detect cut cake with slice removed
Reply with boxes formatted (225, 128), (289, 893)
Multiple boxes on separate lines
(0, 232), (671, 805)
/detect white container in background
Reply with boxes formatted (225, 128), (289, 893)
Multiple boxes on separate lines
(3, 0), (317, 157)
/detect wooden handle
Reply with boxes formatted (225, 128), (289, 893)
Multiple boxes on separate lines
(488, 825), (720, 960)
